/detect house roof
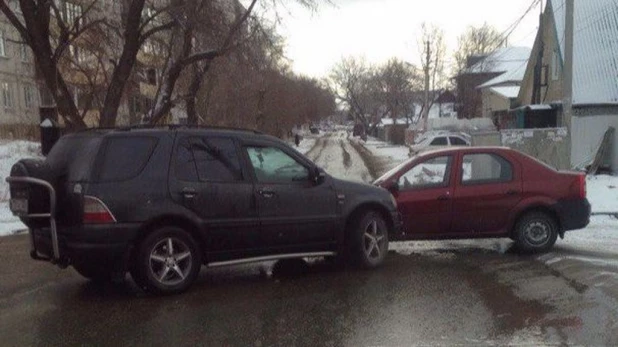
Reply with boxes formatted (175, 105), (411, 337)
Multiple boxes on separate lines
(477, 61), (528, 89)
(379, 118), (408, 126)
(464, 46), (532, 75)
(490, 86), (521, 99)
(550, 0), (618, 105)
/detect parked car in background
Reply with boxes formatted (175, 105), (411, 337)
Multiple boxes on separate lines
(7, 126), (400, 295)
(375, 147), (590, 253)
(409, 131), (470, 156)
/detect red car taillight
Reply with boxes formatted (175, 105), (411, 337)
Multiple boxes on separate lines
(578, 174), (587, 199)
(83, 196), (116, 224)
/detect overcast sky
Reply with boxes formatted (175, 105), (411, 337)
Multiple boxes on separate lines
(255, 0), (542, 78)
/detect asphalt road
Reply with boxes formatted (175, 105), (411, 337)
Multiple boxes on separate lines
(2, 233), (618, 346)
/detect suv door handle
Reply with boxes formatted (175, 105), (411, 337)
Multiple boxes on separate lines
(182, 187), (197, 199)
(505, 190), (518, 195)
(259, 190), (276, 199)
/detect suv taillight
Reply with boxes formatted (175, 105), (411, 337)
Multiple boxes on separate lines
(83, 196), (116, 224)
(578, 174), (587, 199)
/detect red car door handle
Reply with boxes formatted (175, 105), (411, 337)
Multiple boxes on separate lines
(437, 194), (450, 201)
(506, 190), (518, 195)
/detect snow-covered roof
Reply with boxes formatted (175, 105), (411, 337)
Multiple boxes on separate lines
(514, 104), (554, 111)
(379, 118), (408, 126)
(477, 61), (528, 89)
(490, 86), (521, 99)
(464, 46), (532, 75)
(550, 0), (618, 105)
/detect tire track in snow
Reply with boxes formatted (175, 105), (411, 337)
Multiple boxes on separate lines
(311, 131), (372, 183)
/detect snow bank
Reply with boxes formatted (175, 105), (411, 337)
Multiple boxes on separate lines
(587, 175), (618, 214)
(0, 141), (42, 236)
(0, 141), (42, 201)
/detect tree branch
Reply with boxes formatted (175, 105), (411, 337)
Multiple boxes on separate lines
(52, 19), (106, 62)
(139, 21), (175, 45)
(181, 50), (219, 66)
(0, 1), (28, 40)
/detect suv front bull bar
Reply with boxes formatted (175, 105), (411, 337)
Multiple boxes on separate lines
(5, 177), (61, 264)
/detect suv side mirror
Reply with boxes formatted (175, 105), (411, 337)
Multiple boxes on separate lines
(311, 167), (326, 184)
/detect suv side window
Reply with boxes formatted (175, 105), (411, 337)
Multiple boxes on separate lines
(449, 136), (468, 146)
(430, 137), (447, 146)
(397, 155), (452, 190)
(462, 153), (513, 184)
(246, 146), (309, 183)
(97, 136), (158, 182)
(176, 137), (242, 182)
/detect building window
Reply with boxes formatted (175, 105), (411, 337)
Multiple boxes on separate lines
(64, 2), (83, 27)
(20, 44), (29, 62)
(24, 84), (36, 108)
(551, 49), (561, 81)
(0, 31), (7, 57)
(2, 82), (14, 108)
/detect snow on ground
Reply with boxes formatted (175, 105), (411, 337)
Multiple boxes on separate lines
(294, 135), (318, 156)
(312, 131), (372, 183)
(587, 175), (618, 214)
(0, 141), (41, 236)
(359, 136), (410, 173)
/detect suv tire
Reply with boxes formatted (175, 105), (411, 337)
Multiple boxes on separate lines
(348, 211), (389, 268)
(131, 226), (201, 295)
(514, 211), (558, 253)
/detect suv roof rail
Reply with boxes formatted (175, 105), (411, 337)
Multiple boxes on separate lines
(75, 124), (263, 134)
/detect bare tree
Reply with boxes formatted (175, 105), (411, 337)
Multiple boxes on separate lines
(0, 0), (325, 129)
(453, 23), (503, 73)
(329, 57), (378, 130)
(374, 58), (421, 124)
(190, 17), (334, 135)
(147, 0), (323, 126)
(418, 23), (447, 126)
(0, 0), (180, 128)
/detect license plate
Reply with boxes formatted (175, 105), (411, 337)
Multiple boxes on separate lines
(9, 198), (28, 216)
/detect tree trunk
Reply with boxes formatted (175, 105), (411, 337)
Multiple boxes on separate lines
(148, 22), (194, 125)
(99, 0), (147, 127)
(185, 62), (210, 125)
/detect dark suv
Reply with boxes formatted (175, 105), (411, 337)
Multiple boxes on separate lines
(8, 127), (400, 294)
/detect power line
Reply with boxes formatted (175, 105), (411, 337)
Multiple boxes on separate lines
(495, 0), (542, 48)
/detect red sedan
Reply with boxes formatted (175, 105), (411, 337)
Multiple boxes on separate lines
(375, 147), (591, 253)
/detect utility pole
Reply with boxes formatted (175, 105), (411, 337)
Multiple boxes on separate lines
(532, 0), (545, 104)
(564, 0), (574, 128)
(423, 40), (431, 131)
(564, 0), (574, 166)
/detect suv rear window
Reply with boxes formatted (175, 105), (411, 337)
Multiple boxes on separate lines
(96, 137), (158, 182)
(46, 135), (103, 181)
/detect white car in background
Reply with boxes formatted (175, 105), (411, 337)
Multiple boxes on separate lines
(409, 131), (471, 156)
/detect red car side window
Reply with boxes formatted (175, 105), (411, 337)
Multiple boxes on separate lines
(397, 155), (452, 190)
(461, 153), (513, 185)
